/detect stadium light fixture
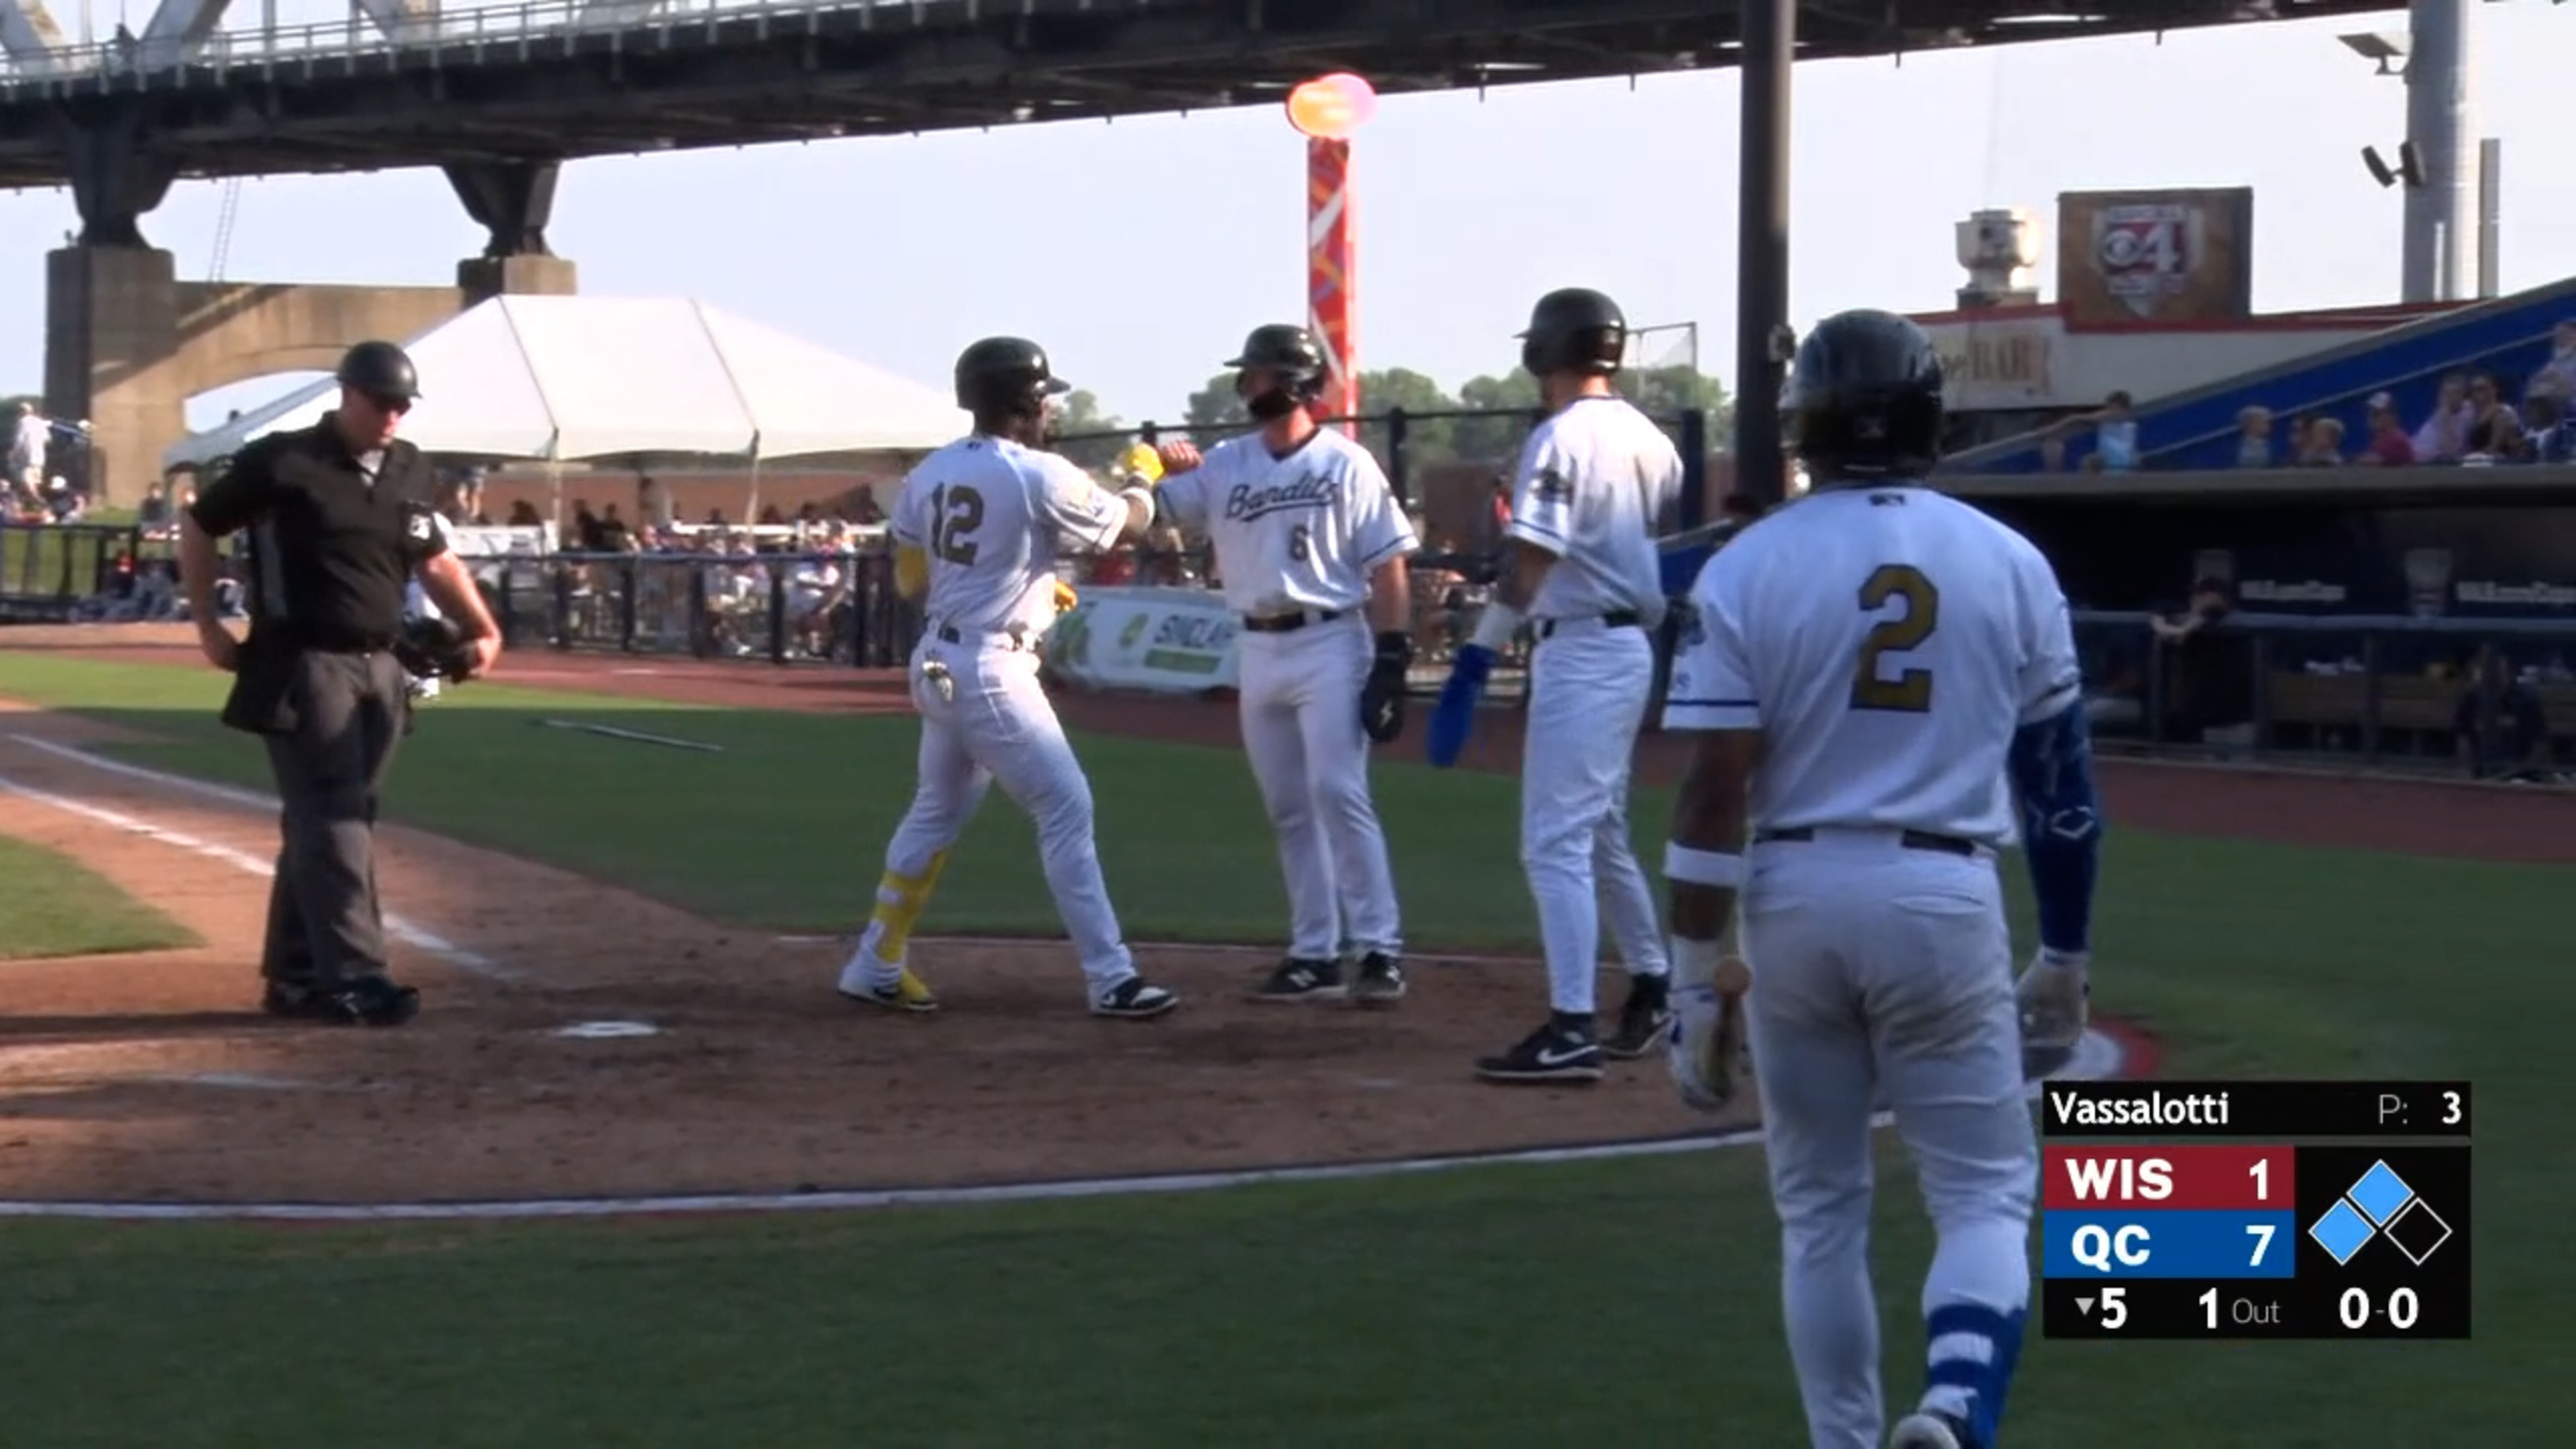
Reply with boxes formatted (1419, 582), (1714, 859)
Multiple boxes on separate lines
(2337, 31), (2409, 75)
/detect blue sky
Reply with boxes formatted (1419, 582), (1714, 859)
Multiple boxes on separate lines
(2, 4), (2569, 432)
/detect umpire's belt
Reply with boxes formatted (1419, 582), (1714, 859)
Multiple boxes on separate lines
(933, 621), (1031, 651)
(1754, 826), (1979, 858)
(267, 628), (394, 654)
(1536, 609), (1643, 640)
(1240, 608), (1346, 634)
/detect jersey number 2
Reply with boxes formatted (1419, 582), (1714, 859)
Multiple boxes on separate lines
(928, 485), (985, 566)
(1851, 564), (1939, 713)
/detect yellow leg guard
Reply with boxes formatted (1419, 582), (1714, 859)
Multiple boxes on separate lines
(868, 849), (951, 962)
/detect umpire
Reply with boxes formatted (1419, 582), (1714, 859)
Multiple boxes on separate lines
(177, 340), (502, 1026)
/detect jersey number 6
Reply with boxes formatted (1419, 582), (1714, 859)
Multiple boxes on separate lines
(1850, 563), (1939, 713)
(1288, 523), (1312, 564)
(929, 484), (985, 566)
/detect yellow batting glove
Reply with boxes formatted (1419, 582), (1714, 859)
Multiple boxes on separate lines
(1054, 578), (1078, 612)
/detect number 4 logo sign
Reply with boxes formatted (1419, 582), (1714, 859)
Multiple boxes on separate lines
(2093, 203), (2201, 318)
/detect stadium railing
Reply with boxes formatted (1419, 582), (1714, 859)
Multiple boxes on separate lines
(2071, 608), (2576, 778)
(0, 521), (159, 619)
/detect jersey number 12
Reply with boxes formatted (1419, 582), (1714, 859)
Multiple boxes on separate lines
(929, 484), (985, 566)
(1850, 564), (1939, 713)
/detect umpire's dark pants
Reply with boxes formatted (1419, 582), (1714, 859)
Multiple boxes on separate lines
(261, 649), (412, 990)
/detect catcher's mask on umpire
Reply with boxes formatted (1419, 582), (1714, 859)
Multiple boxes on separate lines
(1227, 324), (1330, 423)
(1517, 287), (1627, 379)
(955, 336), (1073, 437)
(1779, 308), (1946, 483)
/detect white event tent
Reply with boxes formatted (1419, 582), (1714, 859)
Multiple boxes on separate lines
(163, 295), (970, 471)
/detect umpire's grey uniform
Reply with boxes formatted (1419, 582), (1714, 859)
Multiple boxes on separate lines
(187, 417), (449, 1026)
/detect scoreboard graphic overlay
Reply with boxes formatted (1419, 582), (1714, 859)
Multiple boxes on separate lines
(2041, 1081), (2471, 1339)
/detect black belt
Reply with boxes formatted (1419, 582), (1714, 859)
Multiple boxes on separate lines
(935, 623), (1029, 649)
(1537, 609), (1643, 640)
(1240, 609), (1345, 634)
(1755, 827), (1978, 858)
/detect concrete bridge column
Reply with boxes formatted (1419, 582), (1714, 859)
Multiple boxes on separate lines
(45, 149), (579, 501)
(449, 161), (578, 303)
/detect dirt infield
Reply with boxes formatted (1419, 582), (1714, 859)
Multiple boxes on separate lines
(0, 625), (2550, 1211)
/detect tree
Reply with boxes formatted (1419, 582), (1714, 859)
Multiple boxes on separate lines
(1182, 373), (1248, 432)
(1053, 388), (1130, 470)
(1450, 371), (1543, 463)
(1619, 365), (1731, 441)
(1353, 366), (1457, 469)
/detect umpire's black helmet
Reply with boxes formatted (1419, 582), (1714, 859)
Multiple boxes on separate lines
(1226, 324), (1330, 399)
(954, 336), (1072, 417)
(1779, 309), (1946, 480)
(336, 340), (420, 401)
(1517, 287), (1627, 378)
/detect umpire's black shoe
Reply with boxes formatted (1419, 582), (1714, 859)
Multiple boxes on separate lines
(1475, 1016), (1603, 1084)
(262, 976), (421, 1027)
(1601, 973), (1672, 1060)
(1348, 952), (1407, 1007)
(1252, 956), (1346, 1003)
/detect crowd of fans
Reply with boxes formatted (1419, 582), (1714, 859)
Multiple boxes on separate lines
(2041, 317), (2576, 472)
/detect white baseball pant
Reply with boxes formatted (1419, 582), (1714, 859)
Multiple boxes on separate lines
(1237, 616), (1403, 959)
(1520, 620), (1669, 1013)
(1740, 828), (2037, 1449)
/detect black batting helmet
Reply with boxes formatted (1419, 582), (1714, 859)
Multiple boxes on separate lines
(1518, 287), (1626, 378)
(1779, 309), (1946, 480)
(336, 340), (420, 401)
(954, 336), (1071, 418)
(1226, 324), (1330, 400)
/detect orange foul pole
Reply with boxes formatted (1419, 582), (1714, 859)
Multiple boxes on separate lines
(1287, 73), (1377, 434)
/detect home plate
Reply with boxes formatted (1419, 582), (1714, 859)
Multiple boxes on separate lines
(553, 1020), (662, 1040)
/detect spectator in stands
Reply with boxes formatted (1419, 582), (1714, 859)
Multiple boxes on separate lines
(2529, 396), (2575, 463)
(2233, 405), (2276, 467)
(570, 499), (602, 550)
(2294, 416), (2346, 466)
(2462, 373), (2527, 460)
(2088, 391), (2138, 472)
(638, 474), (674, 531)
(506, 500), (544, 528)
(2412, 372), (2475, 462)
(2453, 646), (2559, 782)
(9, 400), (45, 507)
(136, 479), (170, 532)
(2354, 392), (2417, 466)
(2525, 320), (2576, 404)
(846, 485), (886, 526)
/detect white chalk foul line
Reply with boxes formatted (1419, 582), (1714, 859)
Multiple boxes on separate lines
(0, 1026), (2132, 1222)
(0, 743), (509, 982)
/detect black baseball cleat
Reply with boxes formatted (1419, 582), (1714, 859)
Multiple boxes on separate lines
(1475, 1017), (1603, 1084)
(1348, 952), (1407, 1006)
(1888, 1409), (1981, 1449)
(262, 975), (421, 1027)
(1252, 956), (1346, 1003)
(1601, 973), (1671, 1059)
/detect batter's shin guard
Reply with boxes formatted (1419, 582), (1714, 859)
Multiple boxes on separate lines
(868, 849), (950, 961)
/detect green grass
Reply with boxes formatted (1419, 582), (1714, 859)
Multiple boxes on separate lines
(0, 653), (2562, 1445)
(0, 833), (198, 959)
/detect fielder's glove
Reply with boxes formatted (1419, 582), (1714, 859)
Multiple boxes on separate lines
(393, 616), (477, 684)
(1360, 630), (1412, 743)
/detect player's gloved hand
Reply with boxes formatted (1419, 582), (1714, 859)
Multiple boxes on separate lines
(1361, 630), (1412, 743)
(1424, 644), (1495, 767)
(1666, 954), (1752, 1114)
(1053, 578), (1079, 613)
(2014, 947), (2090, 1053)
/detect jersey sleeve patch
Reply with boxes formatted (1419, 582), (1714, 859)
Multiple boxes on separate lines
(1660, 584), (1762, 732)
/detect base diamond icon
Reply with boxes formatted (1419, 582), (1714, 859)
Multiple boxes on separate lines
(2309, 1198), (2376, 1265)
(2382, 1198), (2454, 1265)
(2346, 1160), (2417, 1225)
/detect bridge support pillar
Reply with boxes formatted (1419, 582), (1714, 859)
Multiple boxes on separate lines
(58, 102), (178, 248)
(446, 160), (578, 304)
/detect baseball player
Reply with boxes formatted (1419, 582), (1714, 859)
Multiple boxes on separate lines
(838, 336), (1178, 1020)
(401, 509), (459, 703)
(1425, 287), (1681, 1082)
(1656, 308), (2100, 1449)
(1150, 324), (1419, 1004)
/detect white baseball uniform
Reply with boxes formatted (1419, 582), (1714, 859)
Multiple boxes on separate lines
(875, 433), (1147, 1002)
(1508, 394), (1682, 1013)
(400, 512), (457, 701)
(1156, 426), (1418, 961)
(1664, 482), (2075, 1449)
